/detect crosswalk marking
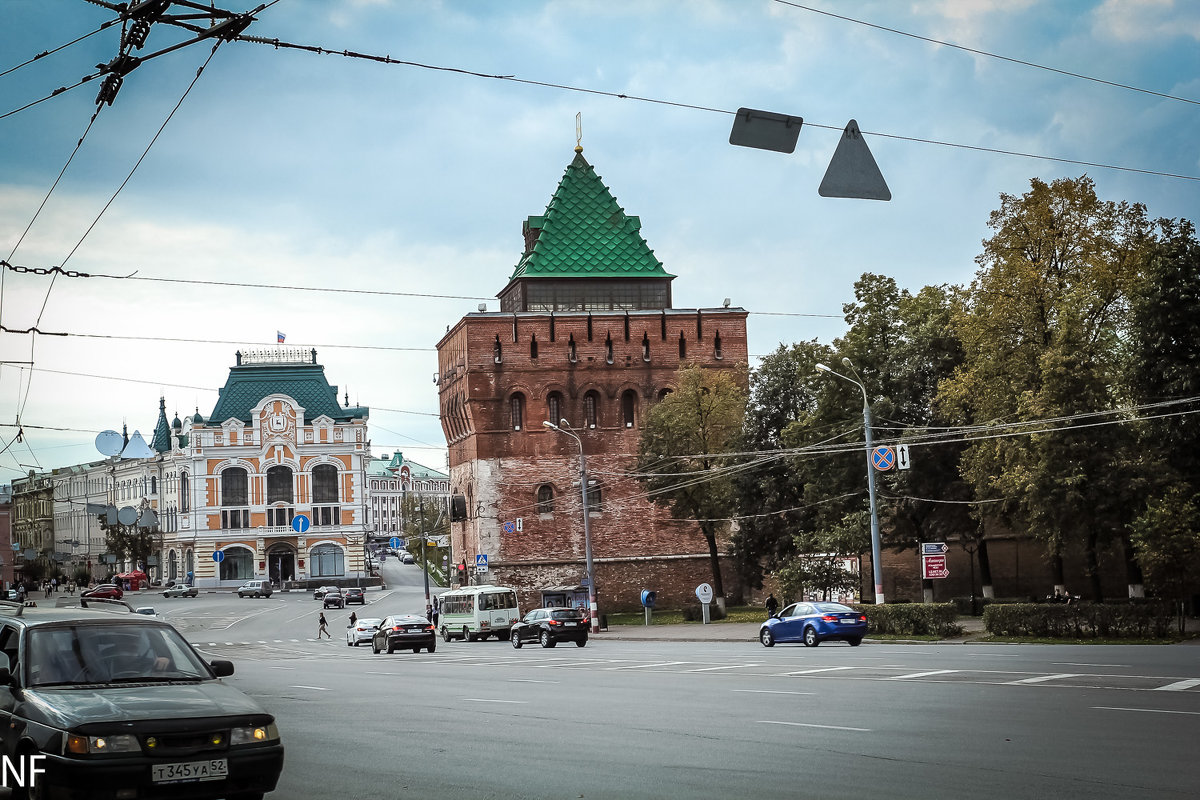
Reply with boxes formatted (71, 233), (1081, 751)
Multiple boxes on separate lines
(890, 669), (958, 680)
(1007, 673), (1078, 685)
(1153, 679), (1200, 692)
(607, 661), (686, 670)
(783, 666), (857, 676)
(760, 720), (871, 732)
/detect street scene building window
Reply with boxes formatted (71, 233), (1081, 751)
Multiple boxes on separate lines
(511, 393), (525, 431)
(678, 332), (687, 359)
(217, 547), (253, 580)
(312, 464), (338, 504)
(547, 392), (562, 427)
(221, 467), (248, 506)
(584, 391), (599, 429)
(536, 484), (554, 514)
(621, 390), (637, 428)
(568, 335), (577, 363)
(310, 543), (345, 577)
(586, 484), (603, 513)
(267, 465), (293, 504)
(179, 472), (189, 511)
(714, 330), (723, 359)
(530, 335), (538, 359)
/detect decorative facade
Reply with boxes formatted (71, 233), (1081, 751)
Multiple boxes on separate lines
(367, 452), (450, 538)
(437, 147), (750, 613)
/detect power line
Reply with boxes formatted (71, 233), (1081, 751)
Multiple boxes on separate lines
(773, 0), (1200, 108)
(0, 19), (121, 80)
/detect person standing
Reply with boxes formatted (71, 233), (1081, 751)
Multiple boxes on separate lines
(348, 611), (358, 628)
(765, 593), (779, 617)
(431, 595), (440, 628)
(318, 612), (331, 639)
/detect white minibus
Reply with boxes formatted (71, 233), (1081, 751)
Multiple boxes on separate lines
(438, 584), (520, 641)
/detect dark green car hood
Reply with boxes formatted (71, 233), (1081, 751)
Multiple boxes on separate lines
(19, 680), (269, 728)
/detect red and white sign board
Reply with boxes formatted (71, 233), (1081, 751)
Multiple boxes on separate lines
(922, 554), (949, 579)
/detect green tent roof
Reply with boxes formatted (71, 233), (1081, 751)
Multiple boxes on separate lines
(509, 150), (673, 281)
(207, 362), (367, 425)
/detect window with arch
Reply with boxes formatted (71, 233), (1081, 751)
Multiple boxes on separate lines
(312, 464), (339, 503)
(584, 391), (599, 429)
(267, 465), (294, 504)
(536, 484), (555, 514)
(179, 472), (189, 512)
(585, 484), (603, 513)
(642, 332), (650, 362)
(530, 335), (539, 359)
(621, 390), (637, 428)
(150, 476), (157, 494)
(221, 467), (248, 506)
(547, 392), (562, 427)
(567, 335), (577, 363)
(678, 332), (687, 359)
(217, 546), (253, 581)
(658, 388), (673, 401)
(310, 543), (345, 578)
(510, 393), (525, 431)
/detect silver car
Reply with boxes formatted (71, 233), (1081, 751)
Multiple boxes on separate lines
(346, 618), (382, 647)
(162, 584), (197, 598)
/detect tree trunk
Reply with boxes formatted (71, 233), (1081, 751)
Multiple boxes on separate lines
(1051, 551), (1066, 597)
(1085, 531), (1103, 602)
(978, 538), (995, 599)
(1121, 534), (1145, 598)
(700, 522), (725, 600)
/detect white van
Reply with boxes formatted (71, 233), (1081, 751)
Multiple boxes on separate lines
(438, 584), (520, 642)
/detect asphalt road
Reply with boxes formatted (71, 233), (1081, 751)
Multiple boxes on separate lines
(138, 570), (1199, 800)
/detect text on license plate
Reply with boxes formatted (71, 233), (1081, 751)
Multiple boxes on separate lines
(840, 619), (856, 624)
(152, 759), (228, 784)
(564, 622), (576, 626)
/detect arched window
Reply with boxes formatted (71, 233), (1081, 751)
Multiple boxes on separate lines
(150, 476), (157, 494)
(310, 543), (345, 578)
(217, 546), (253, 581)
(678, 332), (687, 359)
(547, 392), (562, 427)
(536, 485), (555, 513)
(642, 332), (650, 362)
(658, 388), (673, 401)
(510, 393), (525, 431)
(267, 465), (294, 504)
(312, 464), (339, 503)
(530, 335), (539, 359)
(221, 467), (248, 506)
(585, 483), (603, 513)
(584, 391), (599, 429)
(621, 390), (637, 428)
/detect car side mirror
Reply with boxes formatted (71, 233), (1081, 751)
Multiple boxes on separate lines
(209, 660), (235, 677)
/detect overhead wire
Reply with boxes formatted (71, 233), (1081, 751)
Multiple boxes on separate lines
(0, 19), (122, 80)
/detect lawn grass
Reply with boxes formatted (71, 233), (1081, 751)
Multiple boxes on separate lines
(605, 605), (769, 627)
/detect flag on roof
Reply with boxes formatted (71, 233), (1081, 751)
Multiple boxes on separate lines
(277, 331), (285, 343)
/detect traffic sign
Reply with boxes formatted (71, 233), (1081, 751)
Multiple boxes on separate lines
(292, 514), (310, 534)
(389, 536), (403, 550)
(475, 554), (489, 573)
(695, 583), (714, 604)
(212, 550), (225, 563)
(922, 554), (949, 579)
(896, 444), (911, 470)
(921, 542), (948, 555)
(871, 445), (895, 471)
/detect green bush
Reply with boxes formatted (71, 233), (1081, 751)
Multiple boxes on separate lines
(853, 603), (962, 637)
(982, 602), (1175, 639)
(681, 604), (727, 622)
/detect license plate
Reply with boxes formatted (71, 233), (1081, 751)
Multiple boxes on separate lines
(152, 759), (228, 784)
(564, 622), (576, 627)
(840, 619), (856, 624)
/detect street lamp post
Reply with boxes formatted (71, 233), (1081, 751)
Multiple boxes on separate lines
(816, 358), (886, 604)
(543, 419), (599, 633)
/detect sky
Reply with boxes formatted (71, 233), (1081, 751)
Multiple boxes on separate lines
(2, 0), (1198, 480)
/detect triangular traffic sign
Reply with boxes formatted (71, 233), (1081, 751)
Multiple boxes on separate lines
(818, 119), (891, 201)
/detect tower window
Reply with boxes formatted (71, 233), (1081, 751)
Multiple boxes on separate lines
(493, 335), (502, 364)
(568, 335), (577, 363)
(530, 335), (538, 359)
(622, 390), (637, 428)
(678, 332), (687, 360)
(511, 393), (525, 431)
(584, 391), (599, 429)
(714, 330), (723, 360)
(536, 484), (555, 513)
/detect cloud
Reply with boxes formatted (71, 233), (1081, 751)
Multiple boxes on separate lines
(1092, 0), (1200, 42)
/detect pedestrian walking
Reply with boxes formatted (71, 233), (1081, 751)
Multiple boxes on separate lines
(348, 611), (358, 628)
(431, 595), (440, 628)
(318, 612), (331, 639)
(765, 593), (779, 617)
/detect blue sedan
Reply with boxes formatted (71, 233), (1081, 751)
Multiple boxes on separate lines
(759, 602), (867, 647)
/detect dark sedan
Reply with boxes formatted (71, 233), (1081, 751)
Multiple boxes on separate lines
(344, 588), (366, 605)
(371, 615), (436, 654)
(511, 607), (588, 649)
(323, 590), (345, 609)
(81, 584), (124, 600)
(759, 602), (867, 647)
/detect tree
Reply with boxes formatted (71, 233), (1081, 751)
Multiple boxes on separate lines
(97, 508), (158, 571)
(939, 176), (1153, 600)
(1130, 487), (1200, 632)
(637, 364), (747, 605)
(773, 513), (865, 603)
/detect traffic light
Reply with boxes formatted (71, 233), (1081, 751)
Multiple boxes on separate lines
(455, 562), (467, 583)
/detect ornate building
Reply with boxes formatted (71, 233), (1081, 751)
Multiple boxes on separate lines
(437, 147), (750, 612)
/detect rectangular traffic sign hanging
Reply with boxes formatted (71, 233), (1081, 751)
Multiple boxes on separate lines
(922, 554), (949, 579)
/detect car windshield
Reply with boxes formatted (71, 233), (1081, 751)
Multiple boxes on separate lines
(550, 610), (583, 621)
(27, 623), (213, 687)
(359, 619), (381, 628)
(814, 603), (854, 613)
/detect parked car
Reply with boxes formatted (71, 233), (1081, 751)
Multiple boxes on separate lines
(372, 615), (436, 654)
(313, 585), (339, 600)
(0, 600), (284, 798)
(344, 587), (366, 605)
(323, 589), (345, 609)
(162, 584), (198, 598)
(81, 584), (123, 600)
(346, 617), (382, 647)
(401, 553), (415, 564)
(237, 580), (273, 599)
(511, 607), (588, 649)
(759, 601), (867, 647)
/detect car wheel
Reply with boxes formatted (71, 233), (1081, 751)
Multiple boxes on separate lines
(463, 626), (474, 642)
(512, 631), (523, 649)
(760, 628), (775, 647)
(387, 643), (395, 654)
(576, 638), (587, 648)
(346, 638), (352, 647)
(372, 640), (380, 654)
(496, 630), (509, 642)
(441, 626), (451, 643)
(412, 647), (420, 653)
(540, 630), (555, 648)
(848, 637), (862, 646)
(803, 626), (820, 647)
(427, 643), (436, 653)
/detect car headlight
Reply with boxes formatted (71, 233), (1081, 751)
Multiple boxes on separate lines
(230, 723), (280, 746)
(67, 734), (140, 754)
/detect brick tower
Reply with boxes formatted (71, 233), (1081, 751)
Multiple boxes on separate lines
(436, 146), (748, 613)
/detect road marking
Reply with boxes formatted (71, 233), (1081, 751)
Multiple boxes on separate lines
(760, 720), (871, 732)
(606, 661), (686, 671)
(509, 679), (558, 683)
(1153, 679), (1200, 692)
(534, 660), (617, 668)
(464, 698), (527, 704)
(733, 690), (814, 696)
(687, 664), (760, 672)
(1053, 662), (1128, 668)
(890, 670), (958, 680)
(783, 666), (857, 676)
(290, 685), (330, 691)
(1007, 673), (1079, 685)
(1092, 706), (1200, 716)
(268, 666), (295, 670)
(365, 671), (401, 676)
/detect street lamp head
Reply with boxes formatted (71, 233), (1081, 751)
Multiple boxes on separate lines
(542, 420), (556, 429)
(815, 363), (831, 373)
(841, 356), (854, 369)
